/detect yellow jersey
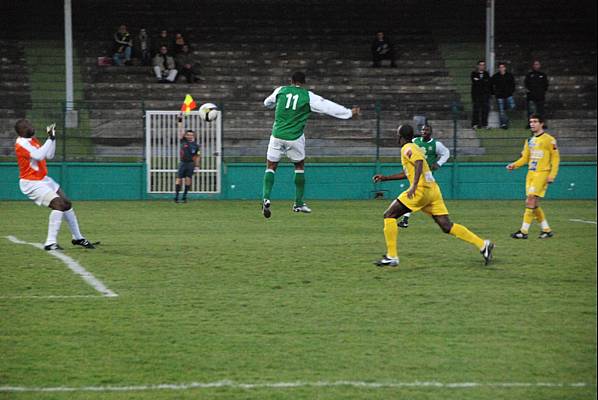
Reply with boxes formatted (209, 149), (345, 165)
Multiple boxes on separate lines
(401, 143), (436, 189)
(512, 132), (560, 179)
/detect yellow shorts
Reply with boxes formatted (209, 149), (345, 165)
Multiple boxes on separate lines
(397, 184), (449, 216)
(526, 171), (550, 197)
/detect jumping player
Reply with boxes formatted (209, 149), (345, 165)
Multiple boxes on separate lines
(507, 114), (559, 239)
(373, 124), (494, 267)
(261, 71), (360, 218)
(398, 123), (450, 228)
(174, 113), (200, 203)
(14, 119), (96, 250)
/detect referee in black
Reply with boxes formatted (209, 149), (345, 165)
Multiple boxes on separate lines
(175, 113), (200, 203)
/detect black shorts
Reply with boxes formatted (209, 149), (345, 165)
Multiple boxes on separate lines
(177, 162), (195, 178)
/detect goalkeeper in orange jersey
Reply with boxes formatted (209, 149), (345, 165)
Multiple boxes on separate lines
(372, 124), (494, 267)
(507, 114), (560, 239)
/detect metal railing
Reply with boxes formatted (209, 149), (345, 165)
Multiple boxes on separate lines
(1, 99), (595, 163)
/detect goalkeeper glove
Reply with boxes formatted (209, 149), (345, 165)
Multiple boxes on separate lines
(46, 123), (56, 140)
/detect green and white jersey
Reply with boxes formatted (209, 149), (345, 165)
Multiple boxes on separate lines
(264, 85), (353, 141)
(412, 137), (450, 167)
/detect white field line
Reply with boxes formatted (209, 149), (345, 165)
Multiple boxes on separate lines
(5, 236), (118, 298)
(0, 380), (592, 393)
(569, 219), (597, 225)
(0, 295), (103, 299)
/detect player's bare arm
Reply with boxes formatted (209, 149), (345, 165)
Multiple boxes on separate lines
(407, 160), (423, 198)
(373, 171), (407, 182)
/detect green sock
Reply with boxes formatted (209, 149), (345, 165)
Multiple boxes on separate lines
(294, 171), (305, 205)
(263, 170), (275, 200)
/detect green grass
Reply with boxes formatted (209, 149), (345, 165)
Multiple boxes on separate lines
(0, 200), (596, 399)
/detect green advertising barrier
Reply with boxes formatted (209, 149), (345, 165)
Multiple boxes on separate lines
(0, 162), (595, 201)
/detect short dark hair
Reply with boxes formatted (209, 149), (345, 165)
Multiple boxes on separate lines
(291, 71), (306, 84)
(14, 119), (28, 135)
(185, 129), (195, 134)
(498, 62), (507, 67)
(478, 60), (486, 64)
(398, 124), (414, 140)
(421, 124), (433, 135)
(529, 113), (544, 123)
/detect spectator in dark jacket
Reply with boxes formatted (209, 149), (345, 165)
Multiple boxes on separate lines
(371, 31), (397, 68)
(524, 60), (549, 124)
(112, 25), (132, 66)
(136, 28), (151, 66)
(491, 62), (516, 129)
(471, 60), (491, 129)
(175, 45), (200, 83)
(155, 30), (173, 54)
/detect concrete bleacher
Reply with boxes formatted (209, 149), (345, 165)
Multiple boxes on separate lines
(69, 0), (470, 159)
(0, 40), (31, 157)
(0, 0), (594, 160)
(494, 0), (596, 155)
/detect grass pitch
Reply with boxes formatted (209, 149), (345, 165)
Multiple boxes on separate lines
(0, 199), (596, 400)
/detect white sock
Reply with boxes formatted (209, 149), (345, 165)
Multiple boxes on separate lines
(540, 220), (550, 231)
(45, 210), (63, 246)
(403, 213), (412, 218)
(521, 222), (531, 233)
(63, 208), (84, 240)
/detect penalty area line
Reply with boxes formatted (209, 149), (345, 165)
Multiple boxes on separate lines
(5, 235), (118, 298)
(569, 219), (597, 225)
(0, 380), (592, 393)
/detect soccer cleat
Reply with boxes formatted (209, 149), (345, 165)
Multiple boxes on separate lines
(510, 230), (528, 239)
(293, 203), (312, 213)
(72, 238), (96, 249)
(44, 243), (64, 251)
(480, 240), (494, 266)
(262, 199), (271, 218)
(398, 217), (409, 228)
(538, 231), (554, 239)
(374, 255), (399, 267)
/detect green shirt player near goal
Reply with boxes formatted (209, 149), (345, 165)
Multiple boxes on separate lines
(398, 123), (450, 228)
(261, 71), (360, 218)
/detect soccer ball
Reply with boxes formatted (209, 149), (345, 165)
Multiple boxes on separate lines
(199, 103), (219, 122)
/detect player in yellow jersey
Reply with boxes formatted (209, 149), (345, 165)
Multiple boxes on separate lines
(507, 114), (560, 239)
(373, 124), (494, 267)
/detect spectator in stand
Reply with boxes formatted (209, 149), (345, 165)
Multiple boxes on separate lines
(174, 33), (186, 54)
(152, 46), (178, 83)
(491, 62), (516, 129)
(155, 30), (173, 54)
(524, 60), (549, 126)
(136, 28), (151, 66)
(175, 45), (200, 83)
(471, 60), (491, 129)
(371, 31), (397, 68)
(112, 25), (133, 66)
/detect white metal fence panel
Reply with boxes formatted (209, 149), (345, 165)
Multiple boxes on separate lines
(145, 110), (221, 193)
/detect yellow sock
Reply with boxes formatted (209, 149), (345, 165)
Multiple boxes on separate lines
(521, 208), (535, 234)
(383, 218), (399, 258)
(449, 223), (485, 250)
(534, 207), (551, 232)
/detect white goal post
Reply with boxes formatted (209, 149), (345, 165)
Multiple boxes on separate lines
(145, 110), (222, 194)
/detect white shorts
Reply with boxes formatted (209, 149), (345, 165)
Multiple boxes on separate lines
(19, 176), (60, 207)
(266, 134), (305, 163)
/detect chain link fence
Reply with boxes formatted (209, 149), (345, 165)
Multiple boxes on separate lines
(1, 100), (595, 163)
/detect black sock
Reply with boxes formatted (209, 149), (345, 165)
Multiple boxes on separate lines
(175, 184), (181, 199)
(183, 185), (190, 198)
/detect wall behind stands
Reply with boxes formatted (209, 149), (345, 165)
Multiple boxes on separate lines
(0, 162), (595, 201)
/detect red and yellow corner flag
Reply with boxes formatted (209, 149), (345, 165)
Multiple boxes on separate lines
(180, 94), (197, 114)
